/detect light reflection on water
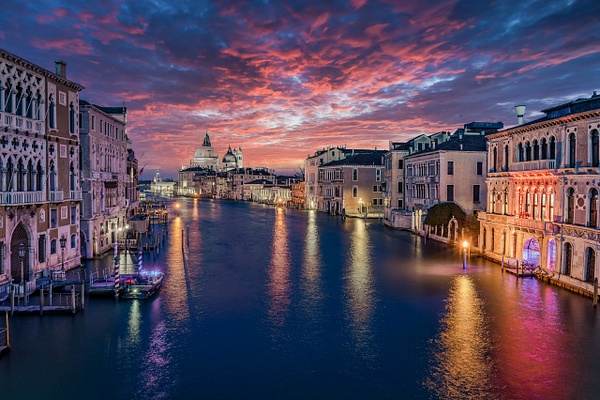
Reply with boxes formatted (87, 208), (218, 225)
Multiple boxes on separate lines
(267, 207), (291, 331)
(427, 274), (498, 400)
(344, 219), (376, 360)
(164, 212), (191, 326)
(301, 210), (323, 312)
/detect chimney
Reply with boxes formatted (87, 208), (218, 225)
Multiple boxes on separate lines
(55, 60), (67, 78)
(515, 105), (526, 125)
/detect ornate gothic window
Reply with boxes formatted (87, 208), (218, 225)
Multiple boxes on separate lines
(533, 140), (539, 160)
(566, 188), (575, 224)
(589, 188), (598, 228)
(564, 242), (573, 275)
(591, 130), (599, 167)
(586, 247), (596, 283)
(541, 138), (548, 159)
(549, 137), (556, 159)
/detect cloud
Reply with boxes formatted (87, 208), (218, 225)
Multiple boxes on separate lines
(0, 0), (598, 179)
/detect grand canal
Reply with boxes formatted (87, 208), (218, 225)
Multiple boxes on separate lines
(2, 199), (600, 399)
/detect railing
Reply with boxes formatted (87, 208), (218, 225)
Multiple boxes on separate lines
(70, 190), (82, 200)
(0, 191), (45, 205)
(49, 191), (64, 202)
(0, 112), (43, 134)
(511, 159), (557, 172)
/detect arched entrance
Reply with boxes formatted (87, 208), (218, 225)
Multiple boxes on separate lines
(585, 247), (596, 283)
(522, 237), (540, 269)
(547, 239), (556, 271)
(10, 223), (30, 283)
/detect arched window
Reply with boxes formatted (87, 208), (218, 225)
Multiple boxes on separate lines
(504, 145), (509, 171)
(70, 234), (77, 249)
(27, 159), (34, 191)
(36, 162), (43, 192)
(492, 147), (497, 172)
(70, 162), (76, 191)
(566, 188), (575, 224)
(569, 133), (576, 168)
(518, 143), (524, 162)
(16, 158), (24, 191)
(532, 192), (539, 220)
(533, 140), (539, 160)
(491, 228), (495, 252)
(591, 130), (599, 167)
(503, 188), (509, 214)
(541, 138), (548, 159)
(50, 239), (57, 255)
(589, 188), (598, 228)
(541, 192), (547, 221)
(525, 141), (532, 161)
(586, 247), (596, 284)
(490, 189), (496, 213)
(69, 102), (76, 134)
(49, 95), (55, 129)
(525, 191), (531, 218)
(482, 228), (487, 250)
(564, 242), (573, 275)
(6, 158), (14, 191)
(549, 137), (556, 159)
(352, 168), (358, 181)
(49, 162), (56, 192)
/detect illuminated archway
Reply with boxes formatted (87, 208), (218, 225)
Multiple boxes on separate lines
(522, 237), (540, 269)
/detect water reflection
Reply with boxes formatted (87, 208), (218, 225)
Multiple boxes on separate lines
(301, 210), (322, 307)
(127, 300), (141, 347)
(427, 274), (498, 399)
(138, 320), (173, 399)
(492, 276), (574, 399)
(164, 214), (190, 324)
(344, 220), (375, 358)
(267, 208), (291, 329)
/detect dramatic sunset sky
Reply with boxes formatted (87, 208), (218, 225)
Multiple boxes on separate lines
(1, 0), (599, 178)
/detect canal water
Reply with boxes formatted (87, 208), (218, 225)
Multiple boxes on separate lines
(2, 199), (600, 399)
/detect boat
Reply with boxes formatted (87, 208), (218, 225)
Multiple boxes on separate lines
(120, 270), (164, 300)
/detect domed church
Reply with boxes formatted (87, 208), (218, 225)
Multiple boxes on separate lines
(221, 145), (243, 171)
(191, 132), (219, 171)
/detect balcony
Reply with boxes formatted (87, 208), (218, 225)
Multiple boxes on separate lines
(49, 191), (64, 203)
(0, 112), (43, 134)
(0, 191), (44, 205)
(70, 190), (83, 201)
(510, 159), (557, 172)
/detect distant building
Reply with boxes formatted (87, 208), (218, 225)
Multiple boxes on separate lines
(383, 141), (410, 227)
(221, 145), (243, 171)
(191, 132), (219, 171)
(150, 171), (175, 196)
(480, 93), (600, 295)
(317, 151), (387, 217)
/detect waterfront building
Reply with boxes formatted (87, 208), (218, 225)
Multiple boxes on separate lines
(383, 141), (410, 227)
(126, 146), (140, 217)
(398, 123), (502, 237)
(0, 48), (83, 293)
(150, 171), (175, 195)
(291, 182), (305, 209)
(317, 151), (387, 217)
(480, 93), (600, 294)
(304, 146), (375, 210)
(79, 100), (129, 258)
(228, 167), (275, 200)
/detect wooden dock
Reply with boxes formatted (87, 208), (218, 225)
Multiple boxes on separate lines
(0, 305), (81, 315)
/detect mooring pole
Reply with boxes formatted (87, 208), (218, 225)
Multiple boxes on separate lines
(71, 285), (76, 314)
(81, 281), (85, 311)
(5, 311), (9, 348)
(10, 286), (14, 316)
(49, 282), (53, 306)
(40, 286), (44, 316)
(593, 277), (598, 308)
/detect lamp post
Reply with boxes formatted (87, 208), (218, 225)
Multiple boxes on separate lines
(18, 243), (25, 306)
(462, 240), (468, 271)
(59, 234), (67, 275)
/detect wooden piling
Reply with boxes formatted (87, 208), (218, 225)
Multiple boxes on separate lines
(5, 311), (9, 348)
(71, 286), (76, 314)
(49, 282), (53, 306)
(593, 278), (598, 307)
(81, 281), (85, 311)
(40, 286), (44, 316)
(10, 286), (14, 316)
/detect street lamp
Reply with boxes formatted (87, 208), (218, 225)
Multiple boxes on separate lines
(18, 243), (26, 306)
(462, 240), (468, 271)
(59, 234), (67, 273)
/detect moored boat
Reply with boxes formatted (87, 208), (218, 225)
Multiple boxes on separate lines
(120, 270), (164, 300)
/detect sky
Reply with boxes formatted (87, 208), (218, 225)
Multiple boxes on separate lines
(1, 0), (599, 179)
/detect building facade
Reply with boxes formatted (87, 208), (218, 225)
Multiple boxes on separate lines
(383, 141), (409, 227)
(0, 49), (83, 294)
(317, 151), (386, 217)
(79, 100), (129, 258)
(480, 93), (600, 294)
